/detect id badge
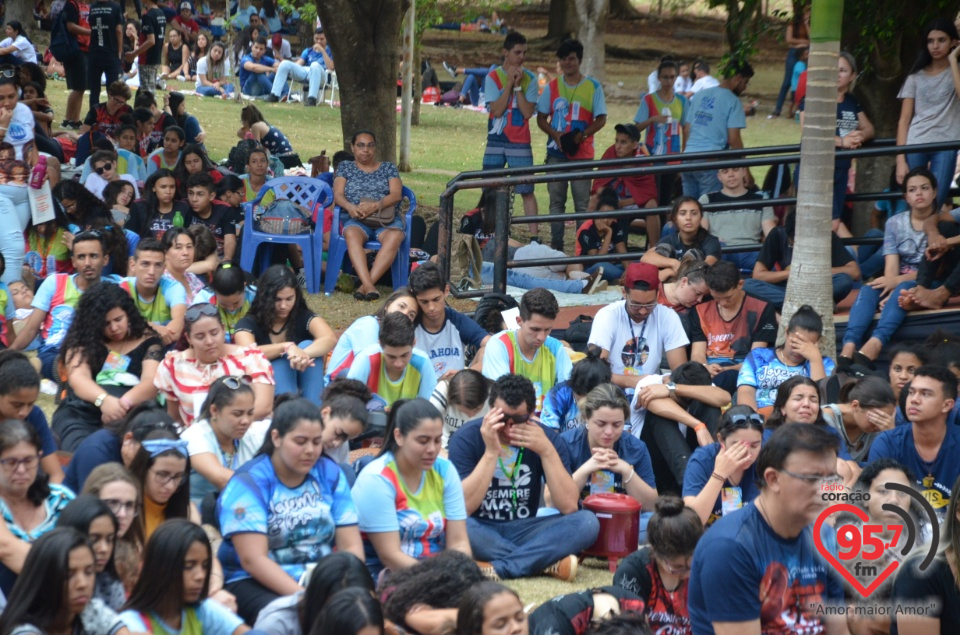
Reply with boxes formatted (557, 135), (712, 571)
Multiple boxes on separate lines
(103, 351), (131, 372)
(571, 101), (581, 120)
(721, 486), (743, 516)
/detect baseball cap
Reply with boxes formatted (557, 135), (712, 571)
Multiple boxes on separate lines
(179, 2), (191, 10)
(614, 123), (640, 142)
(271, 33), (282, 47)
(623, 262), (660, 292)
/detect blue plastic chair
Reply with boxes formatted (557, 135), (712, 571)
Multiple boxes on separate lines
(323, 186), (417, 296)
(240, 176), (331, 294)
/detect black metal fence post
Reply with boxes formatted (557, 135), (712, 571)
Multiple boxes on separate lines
(492, 186), (511, 294)
(437, 194), (453, 287)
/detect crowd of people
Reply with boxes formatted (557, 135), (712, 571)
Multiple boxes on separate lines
(0, 2), (956, 635)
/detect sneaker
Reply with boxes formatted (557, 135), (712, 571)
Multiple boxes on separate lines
(475, 561), (501, 582)
(264, 94), (280, 103)
(653, 243), (674, 259)
(442, 61), (457, 79)
(306, 96), (318, 107)
(61, 120), (79, 130)
(543, 555), (578, 582)
(681, 248), (705, 263)
(176, 74), (186, 82)
(157, 78), (166, 90)
(296, 268), (307, 289)
(583, 268), (605, 295)
(40, 379), (58, 396)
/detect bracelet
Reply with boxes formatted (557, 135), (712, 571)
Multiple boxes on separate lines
(710, 472), (726, 483)
(623, 469), (636, 486)
(693, 423), (706, 433)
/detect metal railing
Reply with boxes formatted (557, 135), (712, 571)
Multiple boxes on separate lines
(436, 139), (960, 298)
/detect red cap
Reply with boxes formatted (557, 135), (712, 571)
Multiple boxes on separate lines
(623, 262), (660, 292)
(271, 34), (282, 47)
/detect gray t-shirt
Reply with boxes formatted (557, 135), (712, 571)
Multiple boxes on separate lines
(822, 404), (876, 464)
(254, 591), (303, 635)
(700, 190), (776, 246)
(898, 67), (960, 145)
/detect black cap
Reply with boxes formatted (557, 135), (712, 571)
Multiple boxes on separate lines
(614, 123), (640, 142)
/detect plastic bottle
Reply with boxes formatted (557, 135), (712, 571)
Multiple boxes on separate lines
(537, 72), (547, 94)
(173, 211), (184, 227)
(29, 156), (46, 189)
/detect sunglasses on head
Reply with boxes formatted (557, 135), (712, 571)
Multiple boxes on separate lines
(94, 162), (114, 175)
(185, 302), (219, 323)
(73, 229), (104, 242)
(0, 67), (16, 79)
(727, 413), (765, 427)
(221, 376), (252, 390)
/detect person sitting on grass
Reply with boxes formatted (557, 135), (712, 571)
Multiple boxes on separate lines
(447, 373), (600, 582)
(347, 311), (438, 411)
(577, 187), (629, 283)
(743, 209), (860, 311)
(85, 150), (140, 202)
(690, 260), (777, 394)
(238, 104), (300, 170)
(185, 173), (236, 262)
(642, 197), (721, 281)
(238, 36), (279, 98)
(119, 239), (187, 346)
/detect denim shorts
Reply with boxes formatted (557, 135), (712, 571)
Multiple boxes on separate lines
(342, 213), (405, 241)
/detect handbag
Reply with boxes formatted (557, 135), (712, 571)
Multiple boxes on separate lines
(359, 196), (397, 229)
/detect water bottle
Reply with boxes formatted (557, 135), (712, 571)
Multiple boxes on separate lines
(173, 211), (184, 227)
(29, 156), (46, 189)
(537, 72), (547, 94)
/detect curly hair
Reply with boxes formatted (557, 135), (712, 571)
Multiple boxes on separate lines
(59, 282), (154, 371)
(52, 179), (109, 227)
(382, 550), (484, 625)
(488, 373), (536, 412)
(248, 265), (308, 342)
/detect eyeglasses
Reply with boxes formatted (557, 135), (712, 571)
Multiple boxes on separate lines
(185, 302), (219, 323)
(625, 299), (658, 311)
(221, 376), (252, 390)
(779, 469), (842, 486)
(0, 455), (38, 471)
(0, 68), (16, 79)
(354, 142), (376, 150)
(94, 162), (114, 175)
(150, 469), (188, 487)
(102, 499), (138, 518)
(503, 413), (530, 425)
(657, 557), (691, 575)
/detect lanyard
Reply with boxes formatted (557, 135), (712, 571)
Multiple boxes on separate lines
(217, 438), (240, 471)
(624, 304), (649, 369)
(497, 446), (525, 510)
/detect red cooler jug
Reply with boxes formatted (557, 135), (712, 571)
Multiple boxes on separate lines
(582, 493), (641, 572)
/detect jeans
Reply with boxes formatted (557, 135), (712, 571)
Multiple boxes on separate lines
(271, 60), (326, 100)
(546, 154), (591, 251)
(842, 279), (917, 348)
(906, 150), (958, 210)
(682, 169), (722, 199)
(467, 511), (600, 579)
(481, 261), (584, 294)
(0, 185), (31, 284)
(196, 84), (235, 97)
(270, 340), (325, 406)
(721, 249), (759, 274)
(39, 344), (59, 381)
(242, 73), (273, 97)
(774, 47), (803, 115)
(87, 53), (123, 109)
(743, 273), (854, 310)
(459, 67), (489, 105)
(857, 229), (885, 280)
(586, 262), (624, 282)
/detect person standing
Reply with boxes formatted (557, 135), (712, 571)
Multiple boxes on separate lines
(86, 0), (124, 110)
(680, 61), (753, 199)
(61, 0), (91, 129)
(482, 32), (540, 235)
(770, 6), (810, 118)
(634, 60), (688, 208)
(128, 0), (165, 94)
(536, 39), (607, 252)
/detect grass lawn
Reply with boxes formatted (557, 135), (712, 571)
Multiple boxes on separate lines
(37, 10), (804, 605)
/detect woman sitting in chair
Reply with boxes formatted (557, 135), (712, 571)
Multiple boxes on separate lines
(333, 130), (404, 302)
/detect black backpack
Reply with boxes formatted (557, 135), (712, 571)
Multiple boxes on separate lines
(49, 0), (79, 61)
(562, 315), (594, 354)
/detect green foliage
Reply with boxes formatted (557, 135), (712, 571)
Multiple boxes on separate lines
(709, 0), (770, 75)
(277, 0), (315, 25)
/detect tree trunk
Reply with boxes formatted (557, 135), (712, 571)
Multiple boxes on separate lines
(608, 0), (641, 19)
(412, 45), (422, 127)
(574, 0), (609, 81)
(781, 0), (843, 353)
(5, 0), (33, 26)
(545, 0), (578, 43)
(315, 0), (409, 161)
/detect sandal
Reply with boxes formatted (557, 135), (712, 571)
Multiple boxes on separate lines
(353, 291), (366, 301)
(364, 291), (381, 302)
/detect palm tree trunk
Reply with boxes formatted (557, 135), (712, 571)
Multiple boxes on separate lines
(780, 0), (843, 352)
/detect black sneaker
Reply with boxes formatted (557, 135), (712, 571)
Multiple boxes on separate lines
(61, 120), (79, 130)
(305, 97), (318, 107)
(264, 94), (280, 103)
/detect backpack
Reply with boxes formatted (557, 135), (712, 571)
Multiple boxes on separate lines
(49, 0), (80, 61)
(449, 233), (483, 292)
(562, 315), (594, 354)
(472, 292), (518, 335)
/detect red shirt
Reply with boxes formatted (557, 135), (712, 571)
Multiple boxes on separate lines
(171, 15), (199, 34)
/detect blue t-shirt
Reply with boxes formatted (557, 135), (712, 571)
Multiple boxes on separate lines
(481, 332), (573, 414)
(736, 347), (836, 410)
(63, 429), (121, 494)
(540, 381), (582, 432)
(238, 53), (276, 88)
(868, 423), (960, 522)
(25, 406), (57, 462)
(300, 45), (332, 68)
(448, 417), (573, 522)
(217, 454), (358, 585)
(682, 442), (760, 526)
(560, 426), (655, 500)
(682, 86), (747, 154)
(354, 452), (467, 575)
(33, 274), (117, 349)
(120, 600), (243, 635)
(326, 315), (379, 383)
(688, 504), (843, 634)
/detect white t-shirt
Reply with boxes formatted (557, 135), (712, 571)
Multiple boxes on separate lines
(182, 418), (269, 464)
(674, 75), (693, 94)
(4, 103), (34, 160)
(0, 36), (37, 64)
(195, 56), (233, 89)
(430, 379), (489, 448)
(587, 300), (689, 377)
(627, 373), (668, 439)
(647, 69), (660, 95)
(689, 75), (719, 95)
(85, 173), (139, 201)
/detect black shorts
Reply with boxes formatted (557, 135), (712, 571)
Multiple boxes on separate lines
(63, 51), (87, 91)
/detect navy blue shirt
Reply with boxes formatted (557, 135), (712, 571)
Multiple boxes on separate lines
(869, 422), (960, 522)
(688, 504), (843, 634)
(26, 406), (57, 462)
(449, 417), (572, 523)
(63, 429), (122, 494)
(682, 442), (760, 526)
(560, 426), (655, 501)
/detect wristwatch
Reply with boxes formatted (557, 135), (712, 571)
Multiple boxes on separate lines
(95, 393), (108, 408)
(666, 382), (677, 398)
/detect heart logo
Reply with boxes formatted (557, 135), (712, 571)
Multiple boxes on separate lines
(813, 504), (899, 598)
